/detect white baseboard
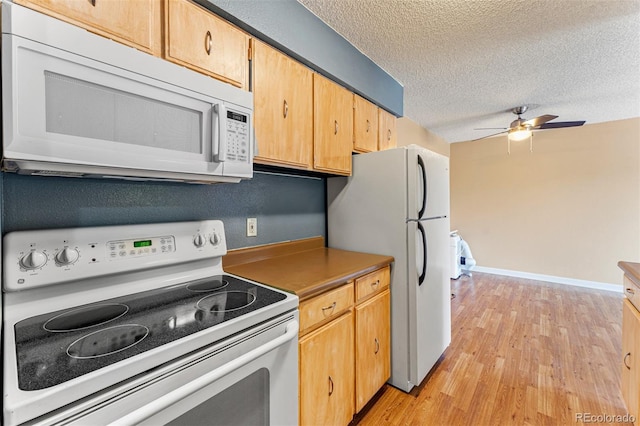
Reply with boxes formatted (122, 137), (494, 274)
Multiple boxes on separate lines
(471, 266), (623, 293)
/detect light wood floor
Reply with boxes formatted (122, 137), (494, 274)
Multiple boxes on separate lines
(353, 272), (631, 425)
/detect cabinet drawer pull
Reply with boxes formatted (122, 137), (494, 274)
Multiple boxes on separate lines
(627, 287), (636, 295)
(374, 337), (380, 354)
(283, 100), (288, 118)
(321, 301), (337, 315)
(371, 279), (380, 289)
(204, 31), (212, 55)
(328, 376), (334, 396)
(624, 352), (632, 370)
(88, 0), (96, 6)
(334, 120), (339, 135)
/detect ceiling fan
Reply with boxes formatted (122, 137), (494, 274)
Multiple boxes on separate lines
(474, 106), (586, 153)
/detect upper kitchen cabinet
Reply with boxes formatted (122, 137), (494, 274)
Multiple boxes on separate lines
(314, 74), (354, 176)
(14, 0), (162, 55)
(353, 94), (379, 153)
(378, 108), (398, 151)
(164, 0), (250, 89)
(252, 40), (313, 169)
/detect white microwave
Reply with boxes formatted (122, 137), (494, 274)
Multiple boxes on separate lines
(1, 2), (254, 184)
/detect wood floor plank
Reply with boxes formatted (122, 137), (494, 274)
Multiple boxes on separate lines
(352, 272), (632, 425)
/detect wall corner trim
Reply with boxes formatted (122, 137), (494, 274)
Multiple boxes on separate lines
(470, 266), (623, 293)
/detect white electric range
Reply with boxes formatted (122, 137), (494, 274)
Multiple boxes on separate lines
(2, 220), (299, 425)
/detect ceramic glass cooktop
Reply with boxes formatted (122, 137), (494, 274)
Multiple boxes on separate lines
(14, 275), (287, 391)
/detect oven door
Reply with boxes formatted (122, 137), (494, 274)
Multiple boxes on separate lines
(36, 313), (298, 426)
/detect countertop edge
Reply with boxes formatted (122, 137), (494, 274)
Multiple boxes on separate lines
(295, 260), (393, 301)
(618, 261), (640, 287)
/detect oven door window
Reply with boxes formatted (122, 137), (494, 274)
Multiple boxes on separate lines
(166, 368), (269, 426)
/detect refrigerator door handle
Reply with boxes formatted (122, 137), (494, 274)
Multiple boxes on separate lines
(417, 221), (427, 286)
(417, 155), (427, 219)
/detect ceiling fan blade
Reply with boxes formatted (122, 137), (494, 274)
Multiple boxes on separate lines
(471, 130), (507, 141)
(523, 114), (558, 128)
(474, 127), (508, 130)
(538, 120), (586, 129)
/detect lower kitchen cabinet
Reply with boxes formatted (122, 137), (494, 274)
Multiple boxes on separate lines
(622, 296), (640, 423)
(299, 310), (354, 426)
(355, 289), (391, 412)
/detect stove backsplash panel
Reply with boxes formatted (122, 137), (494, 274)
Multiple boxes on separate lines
(1, 171), (325, 249)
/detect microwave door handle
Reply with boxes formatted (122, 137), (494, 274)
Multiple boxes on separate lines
(213, 103), (227, 162)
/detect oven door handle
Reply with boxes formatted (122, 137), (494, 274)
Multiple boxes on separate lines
(112, 320), (299, 426)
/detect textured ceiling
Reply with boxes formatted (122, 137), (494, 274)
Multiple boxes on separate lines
(297, 0), (640, 143)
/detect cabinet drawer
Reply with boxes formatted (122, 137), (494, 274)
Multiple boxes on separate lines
(165, 0), (249, 89)
(16, 0), (161, 55)
(625, 276), (640, 311)
(300, 283), (354, 334)
(356, 266), (390, 303)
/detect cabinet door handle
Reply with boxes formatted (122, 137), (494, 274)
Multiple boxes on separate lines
(204, 31), (212, 55)
(387, 129), (391, 141)
(328, 376), (334, 396)
(88, 0), (96, 6)
(321, 301), (337, 315)
(624, 352), (632, 370)
(374, 337), (380, 354)
(283, 100), (288, 118)
(366, 119), (370, 132)
(627, 287), (636, 295)
(334, 120), (339, 135)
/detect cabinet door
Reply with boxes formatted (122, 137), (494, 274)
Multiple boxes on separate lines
(313, 74), (354, 175)
(300, 311), (354, 426)
(622, 298), (640, 422)
(253, 40), (313, 169)
(165, 0), (249, 89)
(15, 0), (161, 55)
(355, 289), (391, 412)
(378, 108), (397, 151)
(353, 95), (379, 153)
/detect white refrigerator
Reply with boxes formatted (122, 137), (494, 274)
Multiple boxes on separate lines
(327, 145), (451, 393)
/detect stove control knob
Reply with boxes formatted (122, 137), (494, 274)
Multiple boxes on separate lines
(20, 251), (47, 270)
(55, 247), (80, 266)
(210, 232), (220, 246)
(193, 233), (206, 248)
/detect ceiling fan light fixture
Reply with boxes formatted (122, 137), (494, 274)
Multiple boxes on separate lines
(508, 126), (532, 141)
(507, 125), (533, 154)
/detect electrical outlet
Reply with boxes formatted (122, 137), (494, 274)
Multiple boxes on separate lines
(247, 218), (257, 237)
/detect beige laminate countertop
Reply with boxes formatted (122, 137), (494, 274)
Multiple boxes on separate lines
(619, 261), (640, 287)
(224, 237), (394, 302)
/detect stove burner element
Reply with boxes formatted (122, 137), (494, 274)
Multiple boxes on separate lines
(197, 291), (256, 313)
(44, 304), (129, 332)
(67, 324), (149, 359)
(186, 277), (229, 292)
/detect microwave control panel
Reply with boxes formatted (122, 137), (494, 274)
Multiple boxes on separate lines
(225, 110), (249, 163)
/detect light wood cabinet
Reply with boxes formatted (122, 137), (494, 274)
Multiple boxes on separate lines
(164, 0), (249, 89)
(622, 297), (640, 423)
(15, 0), (162, 56)
(313, 74), (354, 175)
(378, 108), (398, 151)
(353, 94), (379, 153)
(298, 266), (390, 425)
(252, 40), (313, 169)
(299, 310), (355, 426)
(355, 289), (391, 412)
(299, 283), (354, 334)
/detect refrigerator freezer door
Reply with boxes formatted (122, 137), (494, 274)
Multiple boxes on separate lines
(407, 217), (452, 388)
(407, 147), (450, 220)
